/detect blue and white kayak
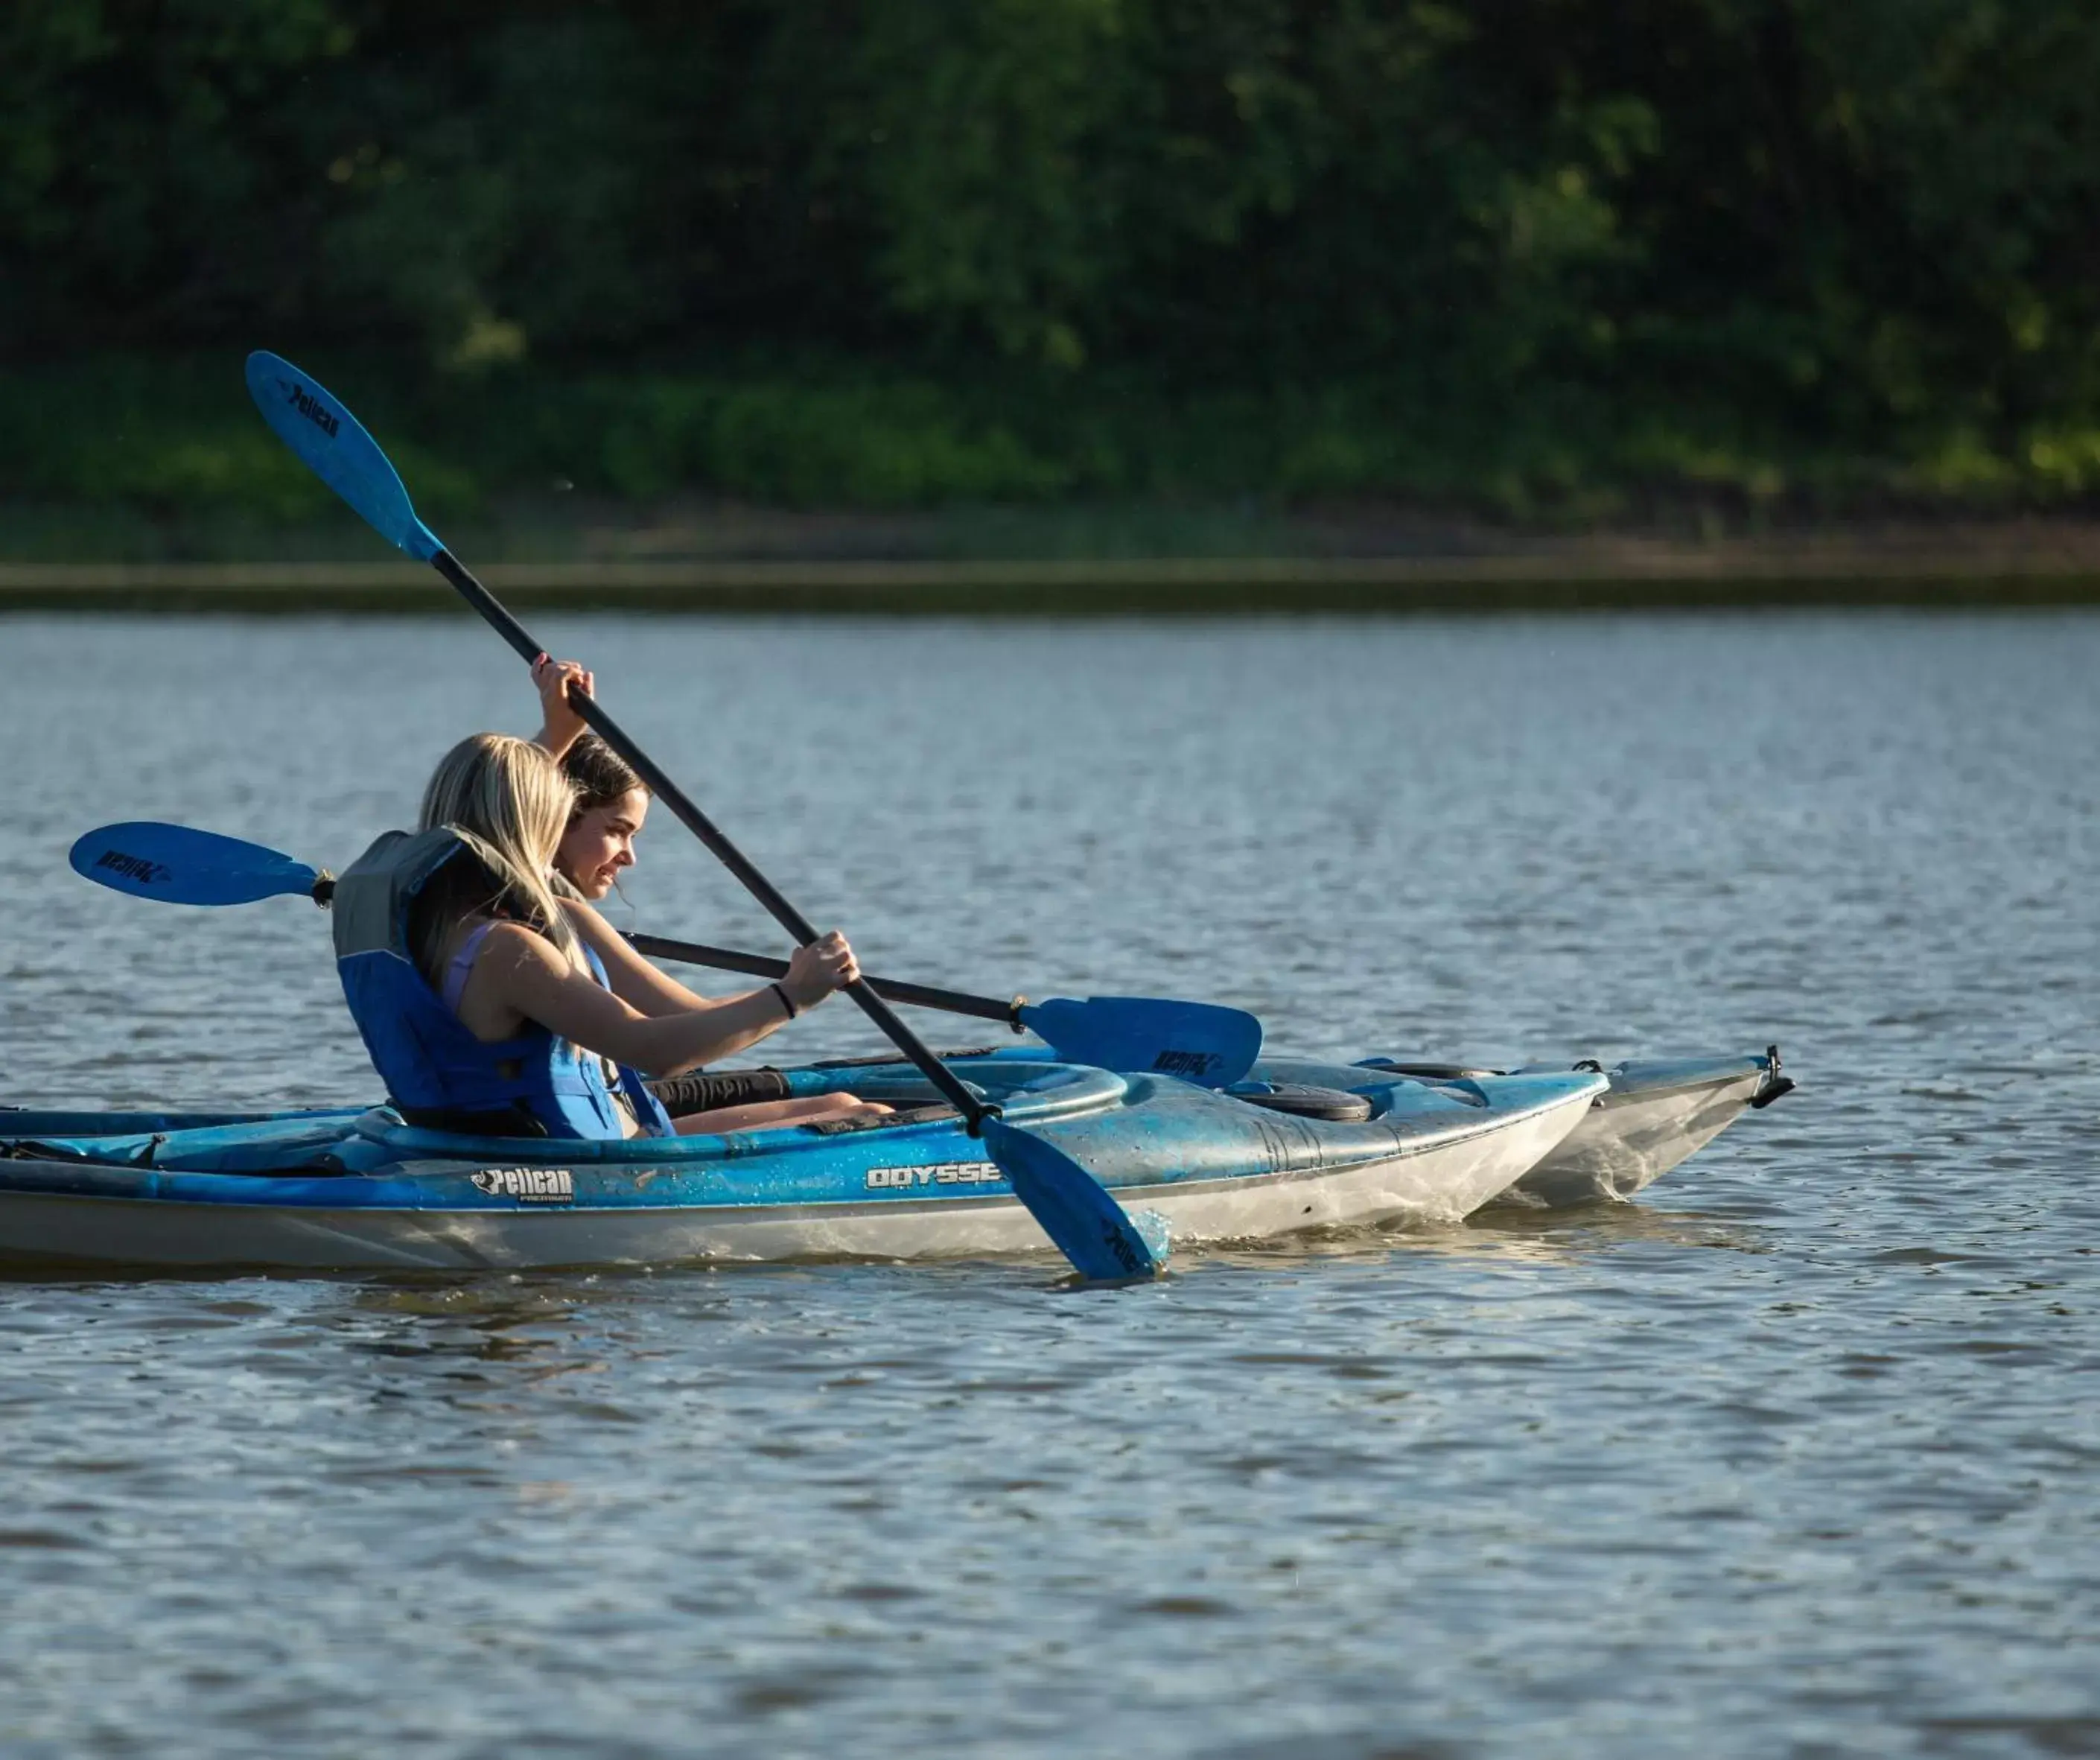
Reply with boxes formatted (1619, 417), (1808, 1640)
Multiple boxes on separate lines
(0, 1055), (1606, 1271)
(1251, 1046), (1795, 1207)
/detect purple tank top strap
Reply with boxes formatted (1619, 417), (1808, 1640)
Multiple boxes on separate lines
(441, 919), (506, 1015)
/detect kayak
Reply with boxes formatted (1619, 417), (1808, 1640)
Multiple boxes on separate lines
(0, 1055), (1606, 1271)
(1252, 1046), (1794, 1206)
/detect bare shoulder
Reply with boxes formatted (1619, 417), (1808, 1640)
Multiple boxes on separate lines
(476, 920), (570, 976)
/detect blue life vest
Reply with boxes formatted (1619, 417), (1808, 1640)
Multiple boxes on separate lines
(332, 828), (675, 1140)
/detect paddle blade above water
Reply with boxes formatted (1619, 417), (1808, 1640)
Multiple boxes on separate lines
(1020, 997), (1263, 1088)
(981, 1117), (1169, 1282)
(69, 823), (321, 906)
(245, 352), (444, 562)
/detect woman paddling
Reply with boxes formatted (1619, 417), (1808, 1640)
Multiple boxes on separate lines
(523, 653), (875, 1123)
(332, 730), (888, 1140)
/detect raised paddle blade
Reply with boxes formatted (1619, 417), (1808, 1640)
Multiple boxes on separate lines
(1019, 997), (1262, 1088)
(244, 352), (444, 562)
(69, 823), (320, 906)
(981, 1117), (1169, 1282)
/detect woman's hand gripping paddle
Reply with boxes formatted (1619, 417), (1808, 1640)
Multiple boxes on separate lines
(244, 352), (1165, 1283)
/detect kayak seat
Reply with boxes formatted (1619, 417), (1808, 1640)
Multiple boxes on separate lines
(392, 1098), (550, 1138)
(1226, 1082), (1373, 1124)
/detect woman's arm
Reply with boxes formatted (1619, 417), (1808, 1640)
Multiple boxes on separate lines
(463, 923), (809, 1078)
(565, 897), (862, 1030)
(565, 898), (716, 1016)
(529, 654), (594, 762)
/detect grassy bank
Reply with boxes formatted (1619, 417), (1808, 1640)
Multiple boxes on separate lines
(6, 354), (2100, 573)
(6, 533), (2099, 615)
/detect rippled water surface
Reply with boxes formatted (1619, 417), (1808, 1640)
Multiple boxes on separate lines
(4, 611), (2097, 1758)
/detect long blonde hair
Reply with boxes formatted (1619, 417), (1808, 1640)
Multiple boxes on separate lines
(415, 733), (582, 972)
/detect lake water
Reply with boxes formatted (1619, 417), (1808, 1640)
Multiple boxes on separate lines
(2, 611), (2096, 1758)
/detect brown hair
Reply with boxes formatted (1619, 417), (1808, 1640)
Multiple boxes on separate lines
(561, 734), (646, 815)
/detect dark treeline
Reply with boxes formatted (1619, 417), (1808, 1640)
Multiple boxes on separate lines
(5, 0), (2099, 521)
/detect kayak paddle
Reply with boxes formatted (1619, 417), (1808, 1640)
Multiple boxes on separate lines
(624, 932), (1257, 1084)
(67, 823), (1260, 1085)
(243, 352), (1165, 1283)
(69, 822), (331, 906)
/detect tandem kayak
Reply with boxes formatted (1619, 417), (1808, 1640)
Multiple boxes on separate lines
(1252, 1046), (1795, 1207)
(0, 1055), (1606, 1271)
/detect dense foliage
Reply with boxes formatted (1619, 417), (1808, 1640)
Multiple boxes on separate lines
(5, 0), (2099, 518)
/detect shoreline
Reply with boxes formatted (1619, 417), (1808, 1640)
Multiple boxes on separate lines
(4, 533), (2099, 613)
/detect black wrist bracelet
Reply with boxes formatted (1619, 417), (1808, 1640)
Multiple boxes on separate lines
(770, 982), (799, 1020)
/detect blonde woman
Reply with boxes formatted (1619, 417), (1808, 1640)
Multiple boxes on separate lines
(331, 732), (885, 1140)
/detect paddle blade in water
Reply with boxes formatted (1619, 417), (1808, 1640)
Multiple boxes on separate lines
(981, 1117), (1168, 1282)
(245, 352), (443, 562)
(69, 823), (321, 906)
(1019, 996), (1263, 1089)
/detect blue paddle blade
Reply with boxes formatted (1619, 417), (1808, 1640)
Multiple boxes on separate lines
(245, 352), (443, 562)
(69, 823), (320, 907)
(1019, 997), (1262, 1088)
(981, 1117), (1169, 1281)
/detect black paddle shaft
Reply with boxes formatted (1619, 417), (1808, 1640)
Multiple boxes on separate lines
(626, 932), (1024, 1029)
(430, 550), (997, 1131)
